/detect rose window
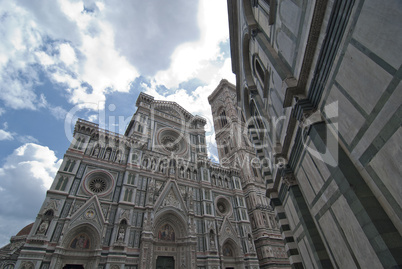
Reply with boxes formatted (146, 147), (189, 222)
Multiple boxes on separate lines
(161, 136), (179, 152)
(217, 201), (227, 214)
(215, 197), (232, 216)
(88, 178), (107, 193)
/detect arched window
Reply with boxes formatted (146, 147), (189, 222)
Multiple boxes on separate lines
(44, 209), (54, 217)
(220, 110), (228, 127)
(69, 160), (76, 172)
(63, 160), (71, 171)
(79, 138), (85, 150)
(123, 189), (133, 202)
(55, 176), (68, 191)
(224, 143), (229, 155)
(255, 58), (265, 82)
(73, 137), (81, 149)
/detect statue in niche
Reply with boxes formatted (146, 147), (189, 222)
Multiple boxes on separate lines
(92, 145), (100, 157)
(117, 227), (125, 241)
(270, 216), (276, 228)
(36, 220), (49, 235)
(104, 149), (111, 160)
(114, 150), (121, 162)
(209, 231), (216, 249)
(248, 234), (254, 251)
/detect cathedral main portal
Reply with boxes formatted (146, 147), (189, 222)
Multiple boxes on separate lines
(156, 256), (175, 269)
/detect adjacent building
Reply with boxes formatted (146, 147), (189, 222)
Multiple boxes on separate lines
(227, 0), (402, 268)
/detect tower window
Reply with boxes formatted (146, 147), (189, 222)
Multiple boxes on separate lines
(73, 137), (85, 150)
(255, 59), (265, 82)
(220, 110), (228, 127)
(224, 144), (229, 155)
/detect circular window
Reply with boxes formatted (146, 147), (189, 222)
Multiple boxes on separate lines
(161, 136), (179, 152)
(217, 201), (227, 214)
(89, 178), (107, 193)
(157, 128), (187, 155)
(215, 197), (232, 216)
(83, 170), (113, 196)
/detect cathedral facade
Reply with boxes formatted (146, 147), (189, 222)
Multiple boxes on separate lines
(1, 92), (290, 269)
(227, 0), (402, 268)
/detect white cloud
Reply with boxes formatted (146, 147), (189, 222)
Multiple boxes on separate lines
(46, 0), (139, 109)
(0, 143), (62, 246)
(0, 0), (139, 113)
(154, 0), (231, 88)
(59, 43), (77, 66)
(0, 1), (42, 110)
(0, 129), (13, 141)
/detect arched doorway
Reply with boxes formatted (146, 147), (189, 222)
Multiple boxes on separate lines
(221, 239), (244, 269)
(52, 224), (101, 268)
(142, 209), (195, 269)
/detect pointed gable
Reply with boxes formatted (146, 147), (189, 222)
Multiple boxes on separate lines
(219, 216), (241, 247)
(68, 196), (106, 233)
(154, 179), (188, 215)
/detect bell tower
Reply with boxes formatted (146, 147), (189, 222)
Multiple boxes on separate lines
(209, 79), (290, 268)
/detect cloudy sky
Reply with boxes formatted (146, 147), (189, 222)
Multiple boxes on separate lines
(0, 0), (235, 246)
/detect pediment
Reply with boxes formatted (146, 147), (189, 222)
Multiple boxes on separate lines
(219, 216), (240, 246)
(68, 195), (106, 233)
(154, 179), (187, 214)
(156, 106), (181, 118)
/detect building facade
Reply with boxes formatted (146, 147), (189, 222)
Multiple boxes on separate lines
(227, 0), (402, 268)
(2, 93), (269, 269)
(209, 80), (289, 268)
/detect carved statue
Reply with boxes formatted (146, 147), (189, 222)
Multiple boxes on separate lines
(118, 227), (125, 241)
(36, 220), (49, 235)
(92, 146), (100, 156)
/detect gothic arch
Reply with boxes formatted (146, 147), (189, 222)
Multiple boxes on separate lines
(242, 0), (258, 30)
(61, 224), (101, 251)
(153, 209), (188, 240)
